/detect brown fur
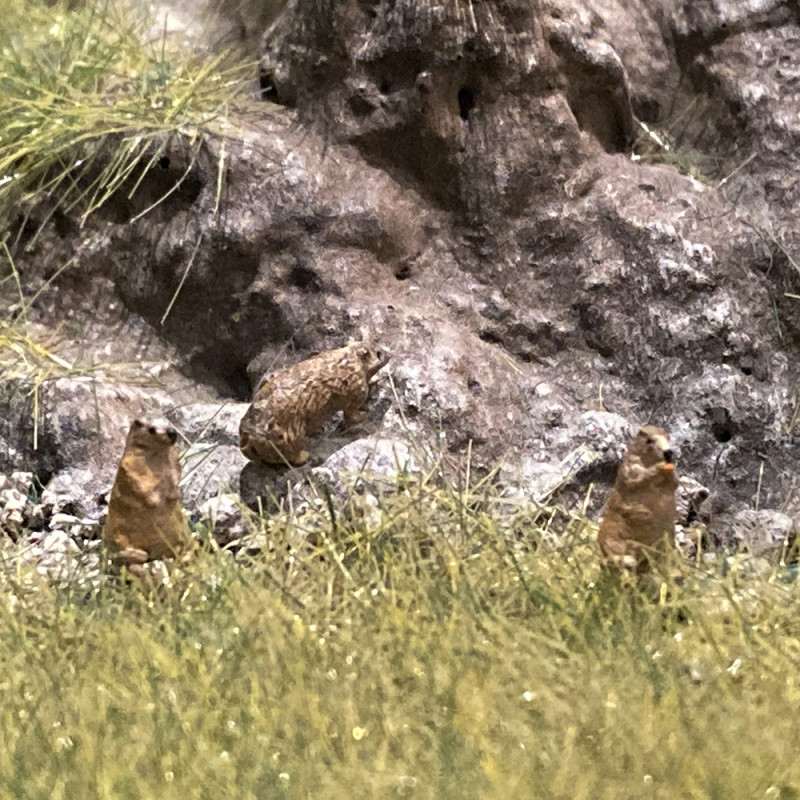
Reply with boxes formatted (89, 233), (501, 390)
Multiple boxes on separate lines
(597, 425), (679, 573)
(239, 341), (389, 466)
(102, 419), (190, 574)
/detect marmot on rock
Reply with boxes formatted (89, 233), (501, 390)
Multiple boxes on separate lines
(597, 425), (679, 573)
(239, 341), (390, 466)
(102, 419), (190, 576)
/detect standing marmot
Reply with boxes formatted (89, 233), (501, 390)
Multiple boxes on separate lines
(102, 419), (190, 575)
(597, 425), (679, 573)
(239, 341), (390, 466)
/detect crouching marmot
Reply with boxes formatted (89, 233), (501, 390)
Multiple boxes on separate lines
(597, 425), (679, 574)
(102, 419), (190, 576)
(239, 341), (390, 466)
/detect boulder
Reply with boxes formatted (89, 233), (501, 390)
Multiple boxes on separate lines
(3, 0), (800, 551)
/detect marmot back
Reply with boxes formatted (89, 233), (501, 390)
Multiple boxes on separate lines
(239, 341), (389, 466)
(102, 419), (190, 573)
(597, 425), (679, 573)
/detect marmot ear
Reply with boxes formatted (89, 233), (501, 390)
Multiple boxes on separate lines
(132, 419), (145, 429)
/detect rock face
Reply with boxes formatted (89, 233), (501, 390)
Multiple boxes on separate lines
(3, 0), (800, 556)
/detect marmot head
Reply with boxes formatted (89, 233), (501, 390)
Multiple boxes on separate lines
(352, 342), (390, 379)
(628, 425), (674, 467)
(126, 418), (179, 451)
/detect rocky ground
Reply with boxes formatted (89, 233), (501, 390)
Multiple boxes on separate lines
(2, 0), (799, 573)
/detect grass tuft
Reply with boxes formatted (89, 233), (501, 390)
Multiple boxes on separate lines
(0, 0), (254, 250)
(0, 0), (256, 440)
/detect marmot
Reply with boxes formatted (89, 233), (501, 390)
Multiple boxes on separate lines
(239, 341), (389, 466)
(102, 419), (190, 575)
(597, 425), (679, 573)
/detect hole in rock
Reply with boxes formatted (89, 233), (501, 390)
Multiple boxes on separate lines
(287, 264), (322, 293)
(358, 0), (378, 19)
(34, 462), (56, 491)
(191, 358), (253, 402)
(478, 329), (503, 345)
(53, 209), (77, 239)
(708, 407), (735, 443)
(566, 89), (628, 153)
(458, 87), (476, 121)
(224, 363), (254, 402)
(89, 161), (204, 224)
(259, 73), (279, 101)
(632, 95), (660, 125)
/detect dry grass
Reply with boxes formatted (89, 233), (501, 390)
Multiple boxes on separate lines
(0, 0), (254, 250)
(1, 471), (799, 799)
(0, 0), (255, 447)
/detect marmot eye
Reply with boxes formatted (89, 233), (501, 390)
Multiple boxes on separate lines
(148, 426), (157, 435)
(645, 436), (654, 445)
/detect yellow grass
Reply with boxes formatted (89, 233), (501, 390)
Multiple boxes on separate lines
(1, 474), (799, 799)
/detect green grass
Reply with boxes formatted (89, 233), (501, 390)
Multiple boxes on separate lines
(2, 474), (799, 799)
(0, 0), (253, 252)
(0, 0), (255, 429)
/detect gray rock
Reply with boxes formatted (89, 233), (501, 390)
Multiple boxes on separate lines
(502, 459), (567, 503)
(40, 378), (180, 488)
(289, 437), (422, 508)
(41, 468), (107, 522)
(180, 443), (247, 507)
(3, 0), (800, 555)
(725, 509), (797, 558)
(0, 473), (32, 540)
(319, 437), (418, 480)
(196, 492), (254, 545)
(168, 402), (248, 447)
(0, 472), (34, 495)
(150, 0), (289, 52)
(25, 529), (82, 580)
(577, 412), (636, 456)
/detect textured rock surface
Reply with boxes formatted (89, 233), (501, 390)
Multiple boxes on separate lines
(717, 508), (799, 557)
(196, 492), (256, 546)
(3, 0), (800, 562)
